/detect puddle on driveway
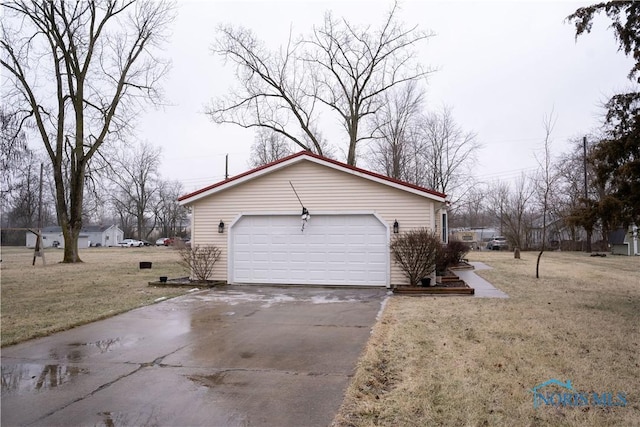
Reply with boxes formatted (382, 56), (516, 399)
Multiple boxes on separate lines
(1, 363), (88, 395)
(64, 338), (124, 362)
(181, 290), (368, 307)
(67, 338), (123, 353)
(42, 338), (132, 364)
(187, 372), (249, 389)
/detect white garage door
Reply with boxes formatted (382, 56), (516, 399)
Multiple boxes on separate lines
(231, 214), (388, 286)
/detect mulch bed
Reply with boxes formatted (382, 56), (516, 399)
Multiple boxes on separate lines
(392, 266), (475, 295)
(447, 260), (475, 270)
(392, 286), (475, 295)
(148, 277), (226, 287)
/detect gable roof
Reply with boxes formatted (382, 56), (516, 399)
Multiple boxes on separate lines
(609, 228), (627, 245)
(178, 151), (447, 205)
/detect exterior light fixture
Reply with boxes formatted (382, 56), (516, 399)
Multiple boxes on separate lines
(393, 220), (399, 234)
(218, 220), (225, 233)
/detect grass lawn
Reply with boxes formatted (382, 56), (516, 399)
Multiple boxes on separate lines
(1, 246), (191, 347)
(333, 251), (640, 426)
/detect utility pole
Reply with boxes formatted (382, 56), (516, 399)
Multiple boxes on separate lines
(583, 136), (592, 253)
(225, 154), (229, 180)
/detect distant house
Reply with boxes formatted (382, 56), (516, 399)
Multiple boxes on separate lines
(528, 215), (585, 251)
(609, 225), (639, 256)
(26, 225), (123, 248)
(81, 225), (124, 247)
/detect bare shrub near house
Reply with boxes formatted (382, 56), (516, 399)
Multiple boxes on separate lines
(390, 228), (441, 287)
(178, 245), (222, 282)
(436, 240), (470, 273)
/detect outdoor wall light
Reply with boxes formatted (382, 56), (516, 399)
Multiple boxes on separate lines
(218, 220), (225, 233)
(393, 220), (399, 234)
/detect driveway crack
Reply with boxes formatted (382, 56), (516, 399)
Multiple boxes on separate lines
(26, 345), (189, 426)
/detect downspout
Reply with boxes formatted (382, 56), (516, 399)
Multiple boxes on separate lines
(435, 200), (450, 244)
(432, 200), (450, 285)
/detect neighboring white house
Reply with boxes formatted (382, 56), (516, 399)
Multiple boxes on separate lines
(82, 225), (124, 247)
(609, 225), (639, 256)
(26, 225), (123, 248)
(178, 151), (448, 287)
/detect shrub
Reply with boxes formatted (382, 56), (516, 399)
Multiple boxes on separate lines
(436, 240), (470, 273)
(178, 245), (221, 282)
(390, 228), (441, 287)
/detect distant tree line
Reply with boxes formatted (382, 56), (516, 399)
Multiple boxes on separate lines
(241, 1), (640, 253)
(3, 0), (637, 257)
(0, 135), (189, 245)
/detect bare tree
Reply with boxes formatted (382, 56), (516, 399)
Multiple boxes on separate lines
(368, 81), (424, 181)
(449, 186), (490, 229)
(487, 175), (536, 250)
(5, 155), (43, 228)
(249, 128), (293, 168)
(209, 24), (322, 154)
(1, 0), (174, 262)
(0, 106), (33, 217)
(559, 135), (609, 249)
(535, 111), (558, 278)
(485, 181), (509, 234)
(510, 175), (536, 250)
(208, 1), (432, 166)
(155, 179), (188, 238)
(552, 142), (587, 241)
(0, 106), (29, 188)
(418, 105), (481, 200)
(107, 141), (162, 240)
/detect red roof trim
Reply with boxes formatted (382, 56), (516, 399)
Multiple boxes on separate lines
(178, 151), (447, 202)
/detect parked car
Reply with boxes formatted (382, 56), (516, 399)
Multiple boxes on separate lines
(155, 237), (169, 246)
(487, 236), (508, 250)
(117, 239), (144, 247)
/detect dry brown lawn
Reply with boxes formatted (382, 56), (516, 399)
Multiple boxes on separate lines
(1, 246), (190, 347)
(333, 251), (640, 427)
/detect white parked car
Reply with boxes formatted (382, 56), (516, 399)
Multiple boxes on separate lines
(117, 239), (144, 247)
(487, 236), (508, 250)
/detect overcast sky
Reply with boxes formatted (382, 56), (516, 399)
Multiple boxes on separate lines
(136, 0), (635, 194)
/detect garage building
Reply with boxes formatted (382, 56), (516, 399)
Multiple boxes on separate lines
(178, 151), (447, 287)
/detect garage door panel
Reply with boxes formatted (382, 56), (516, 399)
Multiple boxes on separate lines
(231, 214), (388, 286)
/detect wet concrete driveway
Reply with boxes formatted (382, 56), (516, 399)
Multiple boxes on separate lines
(1, 286), (388, 427)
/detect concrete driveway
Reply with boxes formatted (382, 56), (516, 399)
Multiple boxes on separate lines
(1, 286), (388, 427)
